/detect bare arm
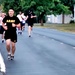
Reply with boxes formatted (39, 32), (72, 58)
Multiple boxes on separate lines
(2, 22), (8, 30)
(12, 23), (21, 28)
(16, 23), (21, 28)
(31, 15), (37, 18)
(25, 16), (28, 21)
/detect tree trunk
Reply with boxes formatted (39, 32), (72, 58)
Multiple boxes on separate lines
(40, 19), (44, 26)
(62, 14), (64, 24)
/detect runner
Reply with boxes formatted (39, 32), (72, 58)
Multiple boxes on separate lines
(2, 9), (20, 60)
(27, 10), (36, 37)
(21, 13), (27, 31)
(17, 11), (23, 34)
(0, 13), (5, 43)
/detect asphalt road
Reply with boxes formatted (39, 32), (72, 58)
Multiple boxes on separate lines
(0, 26), (75, 75)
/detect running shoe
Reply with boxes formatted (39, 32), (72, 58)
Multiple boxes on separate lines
(11, 56), (14, 60)
(20, 32), (22, 35)
(29, 35), (31, 37)
(7, 54), (11, 60)
(2, 40), (4, 43)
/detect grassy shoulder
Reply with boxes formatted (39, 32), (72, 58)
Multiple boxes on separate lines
(34, 23), (75, 33)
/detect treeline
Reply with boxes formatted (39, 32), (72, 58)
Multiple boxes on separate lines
(0, 0), (75, 25)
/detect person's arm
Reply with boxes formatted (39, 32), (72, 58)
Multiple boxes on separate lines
(2, 22), (8, 30)
(2, 17), (8, 30)
(26, 16), (28, 20)
(12, 23), (21, 28)
(16, 23), (21, 28)
(31, 15), (37, 18)
(31, 13), (37, 18)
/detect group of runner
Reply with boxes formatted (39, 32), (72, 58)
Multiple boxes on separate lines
(17, 10), (36, 37)
(0, 9), (36, 60)
(17, 12), (26, 34)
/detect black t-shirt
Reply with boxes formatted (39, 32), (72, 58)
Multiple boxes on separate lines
(27, 12), (35, 23)
(3, 16), (20, 32)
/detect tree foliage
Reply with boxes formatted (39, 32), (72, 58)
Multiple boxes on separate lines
(61, 0), (75, 17)
(2, 0), (75, 24)
(2, 0), (75, 15)
(19, 0), (71, 25)
(2, 0), (72, 15)
(3, 0), (22, 14)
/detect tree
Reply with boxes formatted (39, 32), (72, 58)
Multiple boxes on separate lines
(61, 0), (75, 17)
(2, 0), (71, 25)
(0, 0), (5, 11)
(60, 0), (75, 23)
(0, 0), (5, 5)
(20, 0), (70, 25)
(3, 0), (22, 15)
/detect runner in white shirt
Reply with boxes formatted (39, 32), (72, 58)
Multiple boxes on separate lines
(17, 12), (23, 34)
(0, 13), (5, 43)
(21, 13), (27, 31)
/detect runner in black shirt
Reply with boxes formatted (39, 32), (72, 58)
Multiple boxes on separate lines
(27, 10), (36, 37)
(2, 9), (20, 60)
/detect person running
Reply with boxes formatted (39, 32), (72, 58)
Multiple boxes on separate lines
(27, 10), (36, 37)
(17, 11), (23, 34)
(2, 9), (20, 60)
(21, 13), (27, 31)
(0, 13), (5, 43)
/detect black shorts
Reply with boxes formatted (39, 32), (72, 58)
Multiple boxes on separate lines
(4, 31), (17, 43)
(0, 26), (5, 34)
(28, 22), (34, 27)
(22, 22), (25, 26)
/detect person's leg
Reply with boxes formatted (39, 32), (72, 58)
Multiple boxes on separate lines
(18, 27), (21, 33)
(22, 23), (25, 31)
(23, 23), (25, 29)
(11, 42), (16, 56)
(2, 34), (4, 39)
(2, 33), (4, 43)
(1, 26), (5, 43)
(6, 39), (11, 59)
(28, 26), (31, 37)
(10, 33), (17, 60)
(6, 39), (11, 53)
(18, 22), (22, 34)
(31, 24), (33, 31)
(22, 25), (24, 31)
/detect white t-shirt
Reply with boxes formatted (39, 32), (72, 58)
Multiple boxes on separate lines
(0, 17), (3, 26)
(17, 14), (22, 22)
(21, 14), (26, 23)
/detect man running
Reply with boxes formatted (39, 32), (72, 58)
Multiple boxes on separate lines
(27, 10), (36, 37)
(2, 9), (20, 60)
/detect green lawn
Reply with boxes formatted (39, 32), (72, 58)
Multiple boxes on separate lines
(34, 23), (75, 33)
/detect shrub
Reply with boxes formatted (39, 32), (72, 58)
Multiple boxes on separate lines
(70, 20), (75, 23)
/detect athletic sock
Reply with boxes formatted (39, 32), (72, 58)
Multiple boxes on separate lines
(11, 54), (14, 56)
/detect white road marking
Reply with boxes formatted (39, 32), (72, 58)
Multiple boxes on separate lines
(52, 39), (54, 41)
(43, 36), (46, 38)
(73, 47), (75, 49)
(60, 43), (64, 44)
(0, 53), (6, 73)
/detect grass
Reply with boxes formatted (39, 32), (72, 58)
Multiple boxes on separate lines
(34, 23), (75, 33)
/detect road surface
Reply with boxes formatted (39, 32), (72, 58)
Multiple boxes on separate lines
(0, 26), (75, 75)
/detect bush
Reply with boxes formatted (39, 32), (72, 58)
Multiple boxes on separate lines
(70, 20), (75, 23)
